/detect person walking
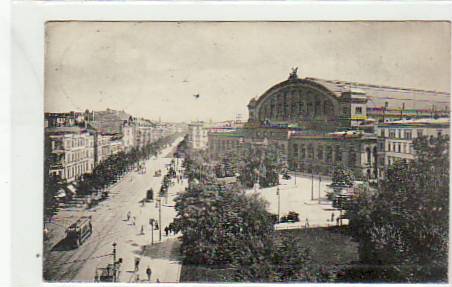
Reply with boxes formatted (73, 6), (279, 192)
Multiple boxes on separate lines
(134, 257), (140, 272)
(140, 225), (145, 235)
(331, 212), (335, 223)
(146, 266), (152, 281)
(127, 211), (131, 221)
(305, 218), (310, 228)
(132, 216), (136, 226)
(164, 226), (169, 237)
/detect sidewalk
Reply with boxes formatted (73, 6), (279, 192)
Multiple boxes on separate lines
(115, 162), (187, 283)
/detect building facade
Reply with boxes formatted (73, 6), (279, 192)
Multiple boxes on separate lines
(288, 131), (377, 178)
(377, 118), (450, 178)
(45, 127), (95, 183)
(188, 122), (209, 150)
(122, 120), (136, 152)
(208, 128), (244, 158)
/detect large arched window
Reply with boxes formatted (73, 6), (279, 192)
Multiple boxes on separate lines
(324, 100), (334, 116)
(348, 146), (356, 167)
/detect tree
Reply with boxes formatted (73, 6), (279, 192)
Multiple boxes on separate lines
(44, 174), (65, 221)
(332, 165), (354, 187)
(346, 135), (449, 282)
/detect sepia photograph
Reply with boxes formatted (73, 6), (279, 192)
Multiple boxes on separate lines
(42, 21), (450, 283)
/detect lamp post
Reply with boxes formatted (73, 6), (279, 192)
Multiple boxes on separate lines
(158, 198), (162, 242)
(311, 169), (314, 201)
(149, 219), (154, 245)
(112, 242), (117, 282)
(276, 186), (280, 223)
(318, 175), (322, 204)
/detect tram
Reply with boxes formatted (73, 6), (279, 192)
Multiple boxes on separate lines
(65, 216), (93, 248)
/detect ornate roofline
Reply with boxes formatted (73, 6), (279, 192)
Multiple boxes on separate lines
(253, 77), (340, 111)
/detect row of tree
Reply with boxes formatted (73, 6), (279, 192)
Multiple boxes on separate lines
(44, 134), (179, 220)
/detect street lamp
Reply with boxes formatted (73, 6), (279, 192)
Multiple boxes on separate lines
(149, 218), (155, 245)
(311, 168), (314, 201)
(318, 175), (322, 204)
(276, 186), (280, 223)
(158, 198), (162, 242)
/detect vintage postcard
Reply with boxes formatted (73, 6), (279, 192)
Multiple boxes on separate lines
(43, 21), (450, 283)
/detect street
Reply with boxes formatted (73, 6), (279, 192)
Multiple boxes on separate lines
(43, 138), (186, 283)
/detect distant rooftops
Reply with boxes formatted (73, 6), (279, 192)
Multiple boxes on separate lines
(46, 126), (88, 134)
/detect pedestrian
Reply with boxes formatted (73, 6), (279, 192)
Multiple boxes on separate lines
(146, 266), (152, 281)
(336, 217), (340, 226)
(132, 216), (136, 226)
(155, 222), (159, 230)
(164, 226), (169, 237)
(127, 211), (131, 221)
(305, 218), (310, 228)
(331, 212), (335, 222)
(156, 278), (160, 283)
(140, 225), (145, 235)
(134, 257), (140, 272)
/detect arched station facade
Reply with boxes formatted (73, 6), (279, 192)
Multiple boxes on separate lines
(244, 69), (377, 179)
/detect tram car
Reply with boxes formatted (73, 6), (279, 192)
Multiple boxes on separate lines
(65, 216), (93, 248)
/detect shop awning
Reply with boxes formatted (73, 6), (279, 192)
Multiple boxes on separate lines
(67, 184), (77, 195)
(55, 189), (66, 198)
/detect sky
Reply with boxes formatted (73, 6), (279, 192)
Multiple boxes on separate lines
(45, 21), (451, 123)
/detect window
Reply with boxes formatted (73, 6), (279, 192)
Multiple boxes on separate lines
(315, 101), (321, 115)
(292, 144), (299, 157)
(355, 106), (362, 115)
(307, 102), (313, 114)
(387, 142), (391, 152)
(317, 146), (323, 160)
(380, 129), (385, 138)
(397, 143), (401, 153)
(299, 102), (304, 114)
(389, 129), (396, 138)
(300, 146), (306, 159)
(325, 146), (333, 163)
(417, 129), (424, 138)
(348, 147), (356, 167)
(405, 130), (412, 140)
(308, 144), (314, 159)
(335, 146), (342, 162)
